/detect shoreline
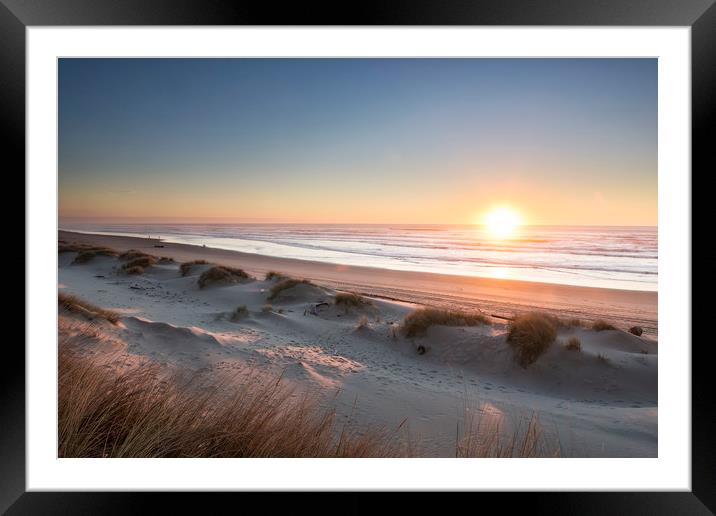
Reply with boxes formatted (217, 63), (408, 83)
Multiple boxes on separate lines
(59, 230), (658, 336)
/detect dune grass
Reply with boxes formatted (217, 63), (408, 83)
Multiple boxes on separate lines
(456, 409), (559, 458)
(180, 260), (210, 277)
(507, 312), (557, 367)
(58, 325), (396, 458)
(120, 256), (157, 274)
(58, 292), (120, 324)
(198, 266), (250, 289)
(119, 249), (156, 261)
(565, 336), (582, 352)
(267, 278), (313, 301)
(57, 319), (562, 458)
(560, 318), (585, 328)
(335, 292), (373, 309)
(265, 271), (287, 281)
(60, 242), (118, 256)
(261, 304), (273, 313)
(400, 308), (490, 338)
(119, 251), (173, 265)
(592, 320), (618, 332)
(60, 243), (119, 265)
(71, 251), (99, 264)
(355, 315), (370, 330)
(231, 305), (249, 321)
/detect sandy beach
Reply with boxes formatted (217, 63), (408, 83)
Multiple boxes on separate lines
(58, 230), (657, 457)
(60, 231), (658, 337)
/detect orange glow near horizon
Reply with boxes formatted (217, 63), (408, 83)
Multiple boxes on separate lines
(483, 207), (522, 238)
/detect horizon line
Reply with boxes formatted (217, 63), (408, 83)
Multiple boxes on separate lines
(58, 220), (657, 228)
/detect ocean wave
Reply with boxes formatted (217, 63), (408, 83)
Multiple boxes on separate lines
(64, 223), (657, 290)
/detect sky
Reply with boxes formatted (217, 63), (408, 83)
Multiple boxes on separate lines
(59, 58), (657, 225)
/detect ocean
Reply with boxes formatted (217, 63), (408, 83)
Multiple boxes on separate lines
(60, 223), (657, 292)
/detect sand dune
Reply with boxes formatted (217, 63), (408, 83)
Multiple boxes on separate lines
(58, 233), (657, 457)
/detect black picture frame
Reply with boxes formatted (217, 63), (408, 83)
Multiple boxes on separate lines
(6, 0), (714, 513)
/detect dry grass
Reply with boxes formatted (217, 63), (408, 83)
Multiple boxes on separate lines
(592, 319), (618, 332)
(267, 278), (313, 301)
(60, 242), (118, 256)
(58, 292), (120, 324)
(400, 308), (490, 338)
(335, 292), (373, 310)
(157, 257), (176, 264)
(180, 260), (210, 277)
(57, 314), (564, 458)
(561, 318), (585, 328)
(457, 409), (560, 458)
(265, 271), (287, 281)
(565, 336), (582, 352)
(198, 266), (250, 289)
(71, 251), (99, 264)
(121, 256), (157, 274)
(58, 327), (397, 458)
(261, 304), (273, 313)
(231, 305), (249, 321)
(507, 313), (557, 367)
(119, 249), (156, 261)
(59, 242), (119, 264)
(72, 249), (116, 264)
(355, 316), (370, 330)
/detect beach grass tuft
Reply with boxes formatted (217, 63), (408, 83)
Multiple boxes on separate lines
(335, 292), (372, 309)
(121, 256), (157, 273)
(267, 278), (313, 301)
(507, 312), (557, 366)
(400, 308), (490, 338)
(355, 315), (370, 330)
(60, 242), (119, 259)
(561, 318), (585, 328)
(456, 410), (560, 458)
(69, 245), (119, 264)
(265, 271), (287, 281)
(231, 305), (249, 321)
(591, 319), (618, 332)
(119, 249), (156, 261)
(58, 292), (120, 324)
(180, 260), (210, 277)
(198, 266), (250, 289)
(565, 336), (582, 352)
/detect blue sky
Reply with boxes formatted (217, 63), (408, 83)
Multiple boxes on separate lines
(59, 58), (657, 224)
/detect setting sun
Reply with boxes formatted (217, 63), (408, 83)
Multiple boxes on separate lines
(484, 207), (522, 237)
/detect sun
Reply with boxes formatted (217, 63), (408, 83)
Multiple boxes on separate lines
(483, 207), (522, 237)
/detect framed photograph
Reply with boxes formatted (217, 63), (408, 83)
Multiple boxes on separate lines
(8, 0), (714, 512)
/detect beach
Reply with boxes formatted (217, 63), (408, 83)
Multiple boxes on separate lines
(58, 230), (658, 457)
(60, 230), (657, 336)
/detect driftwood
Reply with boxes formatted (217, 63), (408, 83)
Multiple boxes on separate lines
(305, 302), (330, 316)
